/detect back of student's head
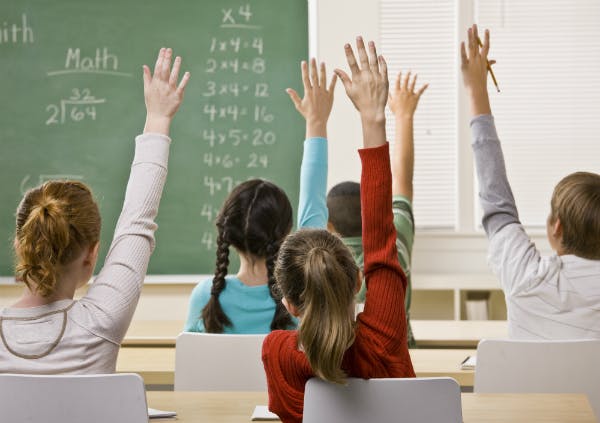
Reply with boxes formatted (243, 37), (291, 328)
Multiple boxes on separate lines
(14, 181), (101, 298)
(550, 172), (600, 259)
(275, 228), (359, 384)
(326, 181), (362, 237)
(202, 179), (294, 333)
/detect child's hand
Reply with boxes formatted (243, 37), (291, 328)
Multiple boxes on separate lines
(389, 72), (428, 121)
(460, 25), (492, 116)
(287, 59), (337, 138)
(335, 37), (389, 125)
(143, 47), (191, 135)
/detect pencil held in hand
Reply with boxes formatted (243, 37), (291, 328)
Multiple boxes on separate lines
(477, 36), (500, 92)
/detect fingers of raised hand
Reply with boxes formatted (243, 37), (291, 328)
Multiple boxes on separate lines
(344, 43), (360, 76)
(416, 83), (429, 98)
(460, 42), (468, 66)
(402, 71), (411, 91)
(368, 41), (379, 74)
(379, 55), (388, 85)
(409, 73), (418, 92)
(468, 25), (478, 59)
(356, 37), (370, 71)
(160, 48), (173, 80)
(395, 72), (402, 92)
(481, 28), (490, 59)
(169, 56), (182, 87)
(142, 65), (151, 90)
(319, 62), (327, 89)
(176, 71), (191, 96)
(310, 58), (319, 87)
(286, 88), (302, 109)
(334, 68), (352, 91)
(301, 60), (311, 91)
(328, 72), (338, 92)
(153, 48), (165, 78)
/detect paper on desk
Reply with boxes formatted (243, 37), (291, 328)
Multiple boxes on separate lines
(461, 355), (477, 370)
(251, 405), (280, 421)
(148, 407), (177, 419)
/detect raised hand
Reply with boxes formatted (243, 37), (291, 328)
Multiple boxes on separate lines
(287, 58), (337, 138)
(460, 25), (492, 116)
(335, 37), (389, 125)
(389, 71), (428, 120)
(143, 47), (191, 135)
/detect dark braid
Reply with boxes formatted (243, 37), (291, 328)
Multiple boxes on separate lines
(201, 231), (232, 333)
(266, 241), (294, 330)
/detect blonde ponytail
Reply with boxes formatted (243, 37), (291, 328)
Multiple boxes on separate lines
(275, 229), (358, 384)
(14, 181), (101, 297)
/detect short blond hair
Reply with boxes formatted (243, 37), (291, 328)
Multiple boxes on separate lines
(550, 172), (600, 260)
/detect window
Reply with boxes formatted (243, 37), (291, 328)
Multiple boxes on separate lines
(381, 0), (600, 230)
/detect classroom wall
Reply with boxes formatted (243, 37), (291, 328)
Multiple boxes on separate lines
(0, 0), (552, 321)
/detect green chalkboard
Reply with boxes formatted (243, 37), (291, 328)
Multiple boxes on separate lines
(0, 0), (308, 276)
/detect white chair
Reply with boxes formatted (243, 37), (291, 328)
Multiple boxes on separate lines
(0, 373), (147, 423)
(303, 377), (462, 423)
(175, 332), (267, 391)
(475, 339), (600, 420)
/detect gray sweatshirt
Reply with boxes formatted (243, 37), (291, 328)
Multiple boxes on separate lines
(0, 133), (170, 374)
(471, 115), (600, 340)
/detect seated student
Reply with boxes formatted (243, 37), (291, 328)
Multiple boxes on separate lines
(262, 38), (415, 423)
(292, 58), (427, 348)
(462, 25), (600, 339)
(0, 48), (190, 373)
(184, 180), (296, 334)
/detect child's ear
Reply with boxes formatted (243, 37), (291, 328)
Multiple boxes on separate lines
(552, 217), (563, 240)
(327, 221), (337, 234)
(355, 269), (363, 294)
(83, 242), (100, 267)
(282, 297), (301, 318)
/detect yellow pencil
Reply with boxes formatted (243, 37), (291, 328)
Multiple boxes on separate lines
(478, 37), (500, 92)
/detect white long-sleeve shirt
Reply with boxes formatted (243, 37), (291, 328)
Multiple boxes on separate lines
(0, 133), (170, 374)
(471, 115), (600, 340)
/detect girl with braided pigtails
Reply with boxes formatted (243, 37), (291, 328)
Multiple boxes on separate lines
(184, 179), (296, 334)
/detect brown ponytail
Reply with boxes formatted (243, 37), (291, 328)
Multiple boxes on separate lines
(14, 181), (101, 298)
(275, 228), (358, 384)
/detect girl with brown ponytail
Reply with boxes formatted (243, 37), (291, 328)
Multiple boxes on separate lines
(184, 179), (296, 334)
(0, 48), (190, 374)
(261, 38), (415, 423)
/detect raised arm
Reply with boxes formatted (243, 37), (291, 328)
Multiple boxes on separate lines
(81, 48), (190, 343)
(335, 38), (407, 349)
(289, 59), (337, 229)
(461, 25), (519, 235)
(462, 26), (541, 292)
(388, 72), (428, 201)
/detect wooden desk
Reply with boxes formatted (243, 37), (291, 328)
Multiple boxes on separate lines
(145, 391), (596, 422)
(117, 347), (476, 386)
(123, 319), (509, 348)
(412, 320), (509, 348)
(122, 320), (183, 347)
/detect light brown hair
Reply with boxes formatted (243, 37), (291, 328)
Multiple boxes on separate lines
(14, 181), (101, 297)
(550, 172), (600, 259)
(274, 228), (358, 384)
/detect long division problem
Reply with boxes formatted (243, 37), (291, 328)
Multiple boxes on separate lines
(199, 3), (276, 250)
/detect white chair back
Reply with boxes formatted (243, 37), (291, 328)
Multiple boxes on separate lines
(175, 332), (267, 391)
(303, 377), (462, 423)
(475, 339), (600, 420)
(0, 373), (147, 423)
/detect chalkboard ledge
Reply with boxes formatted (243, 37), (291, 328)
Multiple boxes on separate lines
(0, 275), (209, 286)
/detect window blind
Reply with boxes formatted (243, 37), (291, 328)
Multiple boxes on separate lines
(381, 0), (458, 229)
(476, 0), (600, 227)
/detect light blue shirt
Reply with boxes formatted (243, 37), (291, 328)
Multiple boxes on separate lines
(298, 137), (328, 229)
(184, 276), (278, 334)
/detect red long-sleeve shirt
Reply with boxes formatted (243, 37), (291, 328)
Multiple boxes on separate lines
(262, 143), (415, 423)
